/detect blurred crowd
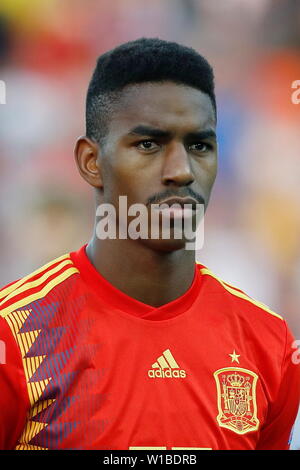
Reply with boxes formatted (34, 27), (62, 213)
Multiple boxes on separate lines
(0, 1), (300, 441)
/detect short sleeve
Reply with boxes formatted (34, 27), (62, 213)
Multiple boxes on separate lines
(0, 316), (30, 449)
(256, 321), (300, 450)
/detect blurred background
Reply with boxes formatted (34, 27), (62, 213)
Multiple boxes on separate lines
(0, 0), (299, 448)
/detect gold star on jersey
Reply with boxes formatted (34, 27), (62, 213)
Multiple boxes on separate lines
(229, 350), (240, 363)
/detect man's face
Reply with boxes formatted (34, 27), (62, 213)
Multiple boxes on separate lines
(98, 81), (217, 251)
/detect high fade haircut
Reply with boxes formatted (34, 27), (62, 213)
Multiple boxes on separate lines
(86, 37), (216, 147)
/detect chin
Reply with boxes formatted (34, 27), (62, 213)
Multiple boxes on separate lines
(139, 237), (188, 253)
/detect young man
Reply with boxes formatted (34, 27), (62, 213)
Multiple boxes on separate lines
(0, 38), (299, 450)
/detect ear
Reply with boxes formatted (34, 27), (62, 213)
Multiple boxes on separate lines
(74, 136), (103, 189)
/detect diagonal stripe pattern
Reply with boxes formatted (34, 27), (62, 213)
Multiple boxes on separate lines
(152, 349), (180, 369)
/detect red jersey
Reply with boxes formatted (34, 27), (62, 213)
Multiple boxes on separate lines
(0, 245), (299, 450)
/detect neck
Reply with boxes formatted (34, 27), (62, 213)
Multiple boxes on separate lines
(86, 235), (196, 308)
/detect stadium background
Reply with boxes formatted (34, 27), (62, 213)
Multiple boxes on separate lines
(0, 0), (299, 448)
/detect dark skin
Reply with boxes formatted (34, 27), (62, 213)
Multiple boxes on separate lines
(74, 81), (217, 307)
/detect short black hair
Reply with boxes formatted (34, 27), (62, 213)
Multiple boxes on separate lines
(86, 37), (216, 146)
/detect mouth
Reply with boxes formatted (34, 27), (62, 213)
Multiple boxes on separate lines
(152, 197), (202, 219)
(156, 197), (199, 210)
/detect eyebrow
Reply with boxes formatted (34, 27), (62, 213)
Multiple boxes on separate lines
(127, 125), (216, 141)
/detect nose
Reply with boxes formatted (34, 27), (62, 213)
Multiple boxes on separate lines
(161, 142), (194, 187)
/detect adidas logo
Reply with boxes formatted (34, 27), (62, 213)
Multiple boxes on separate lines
(148, 349), (186, 378)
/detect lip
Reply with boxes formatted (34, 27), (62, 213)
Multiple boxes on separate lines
(155, 197), (200, 210)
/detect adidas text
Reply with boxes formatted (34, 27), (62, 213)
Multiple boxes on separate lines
(148, 368), (186, 378)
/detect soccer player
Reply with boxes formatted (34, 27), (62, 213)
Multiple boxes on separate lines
(0, 38), (299, 450)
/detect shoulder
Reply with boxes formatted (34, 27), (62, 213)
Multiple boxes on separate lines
(0, 252), (79, 320)
(195, 263), (293, 369)
(196, 261), (285, 325)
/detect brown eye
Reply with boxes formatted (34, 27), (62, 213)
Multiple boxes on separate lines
(136, 140), (159, 151)
(189, 142), (211, 153)
(140, 141), (153, 149)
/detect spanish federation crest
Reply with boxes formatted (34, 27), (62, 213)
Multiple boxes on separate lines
(214, 367), (260, 435)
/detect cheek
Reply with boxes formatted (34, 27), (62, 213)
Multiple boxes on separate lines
(193, 156), (218, 188)
(207, 158), (218, 186)
(101, 152), (145, 203)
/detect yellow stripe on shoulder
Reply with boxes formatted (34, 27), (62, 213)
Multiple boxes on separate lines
(0, 267), (79, 319)
(0, 253), (71, 302)
(197, 264), (283, 321)
(1, 259), (73, 306)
